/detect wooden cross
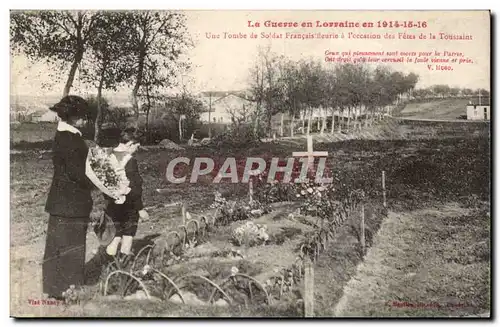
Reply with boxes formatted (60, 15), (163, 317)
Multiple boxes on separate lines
(292, 135), (328, 170)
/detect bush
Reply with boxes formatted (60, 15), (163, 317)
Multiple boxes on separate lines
(139, 113), (203, 145)
(209, 123), (264, 148)
(209, 192), (270, 226)
(196, 123), (228, 139)
(254, 182), (299, 204)
(104, 107), (130, 130)
(143, 115), (179, 144)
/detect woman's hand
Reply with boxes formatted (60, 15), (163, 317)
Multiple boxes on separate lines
(139, 209), (149, 221)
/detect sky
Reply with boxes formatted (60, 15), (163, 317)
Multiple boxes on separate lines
(10, 10), (490, 100)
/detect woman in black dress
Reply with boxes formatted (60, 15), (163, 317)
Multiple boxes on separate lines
(43, 95), (93, 300)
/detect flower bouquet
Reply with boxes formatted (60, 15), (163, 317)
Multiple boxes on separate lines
(85, 146), (131, 204)
(231, 221), (269, 247)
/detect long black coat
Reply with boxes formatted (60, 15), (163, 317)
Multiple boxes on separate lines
(45, 131), (93, 217)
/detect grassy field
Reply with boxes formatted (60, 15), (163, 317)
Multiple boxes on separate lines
(10, 122), (56, 150)
(399, 99), (473, 120)
(10, 119), (491, 317)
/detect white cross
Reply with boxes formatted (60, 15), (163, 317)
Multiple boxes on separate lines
(292, 135), (328, 169)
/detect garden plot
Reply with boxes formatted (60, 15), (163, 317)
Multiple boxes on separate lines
(98, 201), (321, 307)
(164, 203), (314, 277)
(93, 174), (373, 311)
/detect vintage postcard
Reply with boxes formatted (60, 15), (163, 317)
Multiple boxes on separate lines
(10, 10), (491, 318)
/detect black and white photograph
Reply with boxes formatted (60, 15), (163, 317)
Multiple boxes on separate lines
(9, 9), (491, 318)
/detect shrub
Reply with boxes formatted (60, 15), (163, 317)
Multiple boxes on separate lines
(104, 107), (130, 130)
(254, 182), (299, 204)
(210, 192), (270, 226)
(209, 123), (264, 148)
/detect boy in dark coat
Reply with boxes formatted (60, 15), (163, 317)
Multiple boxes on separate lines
(104, 128), (149, 257)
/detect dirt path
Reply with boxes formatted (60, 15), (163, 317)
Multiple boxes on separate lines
(332, 204), (490, 317)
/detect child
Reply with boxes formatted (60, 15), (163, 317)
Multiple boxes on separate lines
(105, 127), (149, 257)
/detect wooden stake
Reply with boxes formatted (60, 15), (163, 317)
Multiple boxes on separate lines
(178, 117), (182, 141)
(249, 179), (254, 203)
(382, 171), (387, 208)
(307, 109), (312, 135)
(304, 257), (314, 317)
(280, 113), (284, 137)
(331, 110), (335, 134)
(181, 203), (187, 225)
(360, 203), (366, 254)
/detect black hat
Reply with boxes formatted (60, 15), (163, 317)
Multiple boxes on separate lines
(49, 95), (89, 121)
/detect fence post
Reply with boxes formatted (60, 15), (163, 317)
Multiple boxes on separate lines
(249, 179), (254, 203)
(360, 203), (366, 254)
(382, 171), (387, 208)
(181, 203), (186, 225)
(304, 257), (314, 317)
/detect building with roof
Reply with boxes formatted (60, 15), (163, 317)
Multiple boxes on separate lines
(198, 91), (256, 124)
(466, 97), (490, 120)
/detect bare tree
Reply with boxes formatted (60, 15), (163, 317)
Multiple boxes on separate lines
(11, 10), (101, 96)
(81, 12), (134, 142)
(124, 11), (191, 119)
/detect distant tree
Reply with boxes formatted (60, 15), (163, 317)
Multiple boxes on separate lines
(164, 91), (205, 141)
(371, 66), (394, 120)
(81, 12), (135, 142)
(262, 48), (285, 136)
(248, 46), (286, 137)
(476, 88), (490, 98)
(104, 107), (130, 130)
(85, 95), (110, 120)
(10, 10), (101, 96)
(278, 59), (303, 136)
(461, 88), (474, 97)
(432, 84), (451, 98)
(227, 102), (253, 127)
(412, 88), (432, 99)
(297, 59), (324, 134)
(449, 87), (460, 97)
(137, 58), (179, 139)
(122, 11), (191, 119)
(320, 67), (342, 133)
(403, 72), (419, 97)
(248, 60), (265, 137)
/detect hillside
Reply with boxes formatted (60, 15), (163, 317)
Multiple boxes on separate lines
(10, 93), (132, 113)
(398, 99), (473, 120)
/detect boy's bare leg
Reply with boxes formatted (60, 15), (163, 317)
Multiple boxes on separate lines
(106, 236), (122, 256)
(120, 235), (133, 255)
